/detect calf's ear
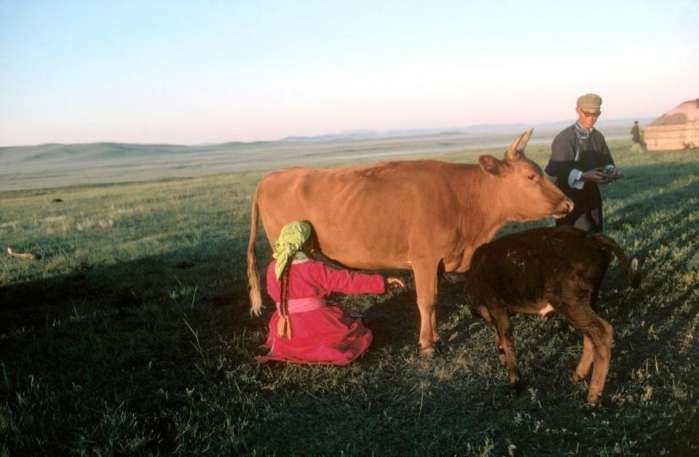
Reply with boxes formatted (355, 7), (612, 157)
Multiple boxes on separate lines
(479, 155), (503, 175)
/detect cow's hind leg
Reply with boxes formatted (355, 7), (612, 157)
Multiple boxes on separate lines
(413, 261), (440, 355)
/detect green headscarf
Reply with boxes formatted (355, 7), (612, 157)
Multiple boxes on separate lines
(272, 220), (312, 279)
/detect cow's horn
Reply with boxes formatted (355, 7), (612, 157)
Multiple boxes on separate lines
(507, 128), (534, 159)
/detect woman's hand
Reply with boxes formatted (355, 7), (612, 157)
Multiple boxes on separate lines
(386, 277), (406, 288)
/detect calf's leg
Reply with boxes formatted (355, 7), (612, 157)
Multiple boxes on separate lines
(574, 335), (594, 381)
(586, 317), (613, 405)
(471, 304), (507, 365)
(565, 309), (614, 405)
(491, 306), (519, 385)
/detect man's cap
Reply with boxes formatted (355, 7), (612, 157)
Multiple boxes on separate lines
(577, 93), (602, 110)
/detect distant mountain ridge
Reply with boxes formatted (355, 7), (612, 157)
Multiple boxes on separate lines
(280, 118), (651, 142)
(1, 118), (652, 151)
(0, 118), (650, 191)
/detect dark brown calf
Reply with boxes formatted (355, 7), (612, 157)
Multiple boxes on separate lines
(463, 226), (639, 405)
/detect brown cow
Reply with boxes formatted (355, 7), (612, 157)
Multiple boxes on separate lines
(463, 226), (640, 405)
(247, 129), (573, 354)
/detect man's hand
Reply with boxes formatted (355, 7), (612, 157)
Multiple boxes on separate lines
(606, 167), (622, 180)
(582, 169), (611, 184)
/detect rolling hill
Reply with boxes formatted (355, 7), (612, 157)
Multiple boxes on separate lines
(0, 119), (646, 191)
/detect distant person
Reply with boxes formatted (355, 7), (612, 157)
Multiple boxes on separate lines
(630, 120), (646, 152)
(256, 220), (404, 365)
(631, 121), (642, 144)
(545, 93), (621, 232)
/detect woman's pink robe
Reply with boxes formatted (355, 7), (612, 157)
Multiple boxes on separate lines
(256, 259), (384, 366)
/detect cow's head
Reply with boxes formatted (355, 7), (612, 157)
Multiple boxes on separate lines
(478, 129), (573, 221)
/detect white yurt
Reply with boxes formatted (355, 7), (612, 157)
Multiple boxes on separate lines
(644, 98), (699, 151)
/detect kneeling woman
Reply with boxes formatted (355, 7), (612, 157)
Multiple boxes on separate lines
(257, 220), (404, 366)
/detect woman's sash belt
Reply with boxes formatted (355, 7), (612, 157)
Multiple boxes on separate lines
(277, 297), (325, 314)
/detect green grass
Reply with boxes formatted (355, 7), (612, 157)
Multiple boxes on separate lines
(1, 141), (698, 456)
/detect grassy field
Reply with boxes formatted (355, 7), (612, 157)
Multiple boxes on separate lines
(1, 139), (697, 456)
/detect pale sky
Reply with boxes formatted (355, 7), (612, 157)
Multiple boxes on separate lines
(1, 0), (697, 146)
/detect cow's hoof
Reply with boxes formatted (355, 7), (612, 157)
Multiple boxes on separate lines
(420, 347), (436, 358)
(497, 381), (524, 399)
(586, 394), (601, 406)
(509, 379), (524, 395)
(433, 339), (446, 352)
(572, 371), (587, 383)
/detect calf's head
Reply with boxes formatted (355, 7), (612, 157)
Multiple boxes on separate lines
(478, 129), (573, 221)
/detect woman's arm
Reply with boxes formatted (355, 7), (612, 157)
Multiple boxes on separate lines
(315, 263), (386, 295)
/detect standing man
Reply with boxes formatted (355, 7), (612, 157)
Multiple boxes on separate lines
(545, 93), (620, 232)
(631, 120), (642, 144)
(630, 120), (645, 152)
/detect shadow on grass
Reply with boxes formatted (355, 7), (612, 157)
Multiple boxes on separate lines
(0, 239), (263, 393)
(0, 240), (252, 334)
(0, 238), (266, 455)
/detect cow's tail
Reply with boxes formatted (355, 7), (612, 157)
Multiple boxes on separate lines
(592, 233), (641, 288)
(247, 185), (264, 316)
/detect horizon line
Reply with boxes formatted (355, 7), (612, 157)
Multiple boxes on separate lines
(0, 116), (655, 149)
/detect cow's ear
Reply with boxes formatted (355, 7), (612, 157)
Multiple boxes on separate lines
(479, 155), (502, 175)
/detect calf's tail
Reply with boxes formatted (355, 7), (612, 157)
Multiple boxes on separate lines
(247, 185), (264, 316)
(592, 233), (641, 288)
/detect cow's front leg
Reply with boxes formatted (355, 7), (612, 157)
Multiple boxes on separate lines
(430, 305), (440, 345)
(491, 305), (519, 386)
(413, 261), (439, 355)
